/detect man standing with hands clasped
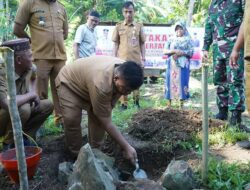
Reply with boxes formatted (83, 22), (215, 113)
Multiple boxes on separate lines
(112, 1), (146, 110)
(13, 0), (68, 128)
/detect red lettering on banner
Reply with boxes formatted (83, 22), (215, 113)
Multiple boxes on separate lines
(149, 35), (154, 41)
(155, 35), (160, 41)
(146, 43), (165, 49)
(162, 35), (167, 41)
(145, 34), (168, 42)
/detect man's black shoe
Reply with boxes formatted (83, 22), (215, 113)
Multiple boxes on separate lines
(238, 124), (250, 133)
(120, 104), (128, 111)
(215, 107), (228, 120)
(236, 140), (250, 149)
(229, 110), (242, 126)
(134, 100), (140, 109)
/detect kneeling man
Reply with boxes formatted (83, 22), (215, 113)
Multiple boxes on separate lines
(56, 56), (144, 164)
(0, 38), (53, 150)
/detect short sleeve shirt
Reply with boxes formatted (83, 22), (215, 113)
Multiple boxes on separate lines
(56, 56), (124, 117)
(0, 64), (36, 108)
(245, 1), (250, 60)
(112, 21), (146, 65)
(15, 0), (68, 60)
(74, 24), (97, 58)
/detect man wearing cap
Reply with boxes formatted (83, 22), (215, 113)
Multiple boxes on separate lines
(112, 1), (146, 110)
(0, 38), (53, 150)
(73, 10), (100, 59)
(13, 0), (68, 127)
(56, 55), (144, 163)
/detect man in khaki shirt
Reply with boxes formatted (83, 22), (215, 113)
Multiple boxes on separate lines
(0, 38), (53, 150)
(13, 0), (68, 127)
(56, 55), (144, 163)
(112, 1), (146, 110)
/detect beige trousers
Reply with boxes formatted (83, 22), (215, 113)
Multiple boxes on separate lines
(0, 99), (53, 144)
(34, 59), (65, 125)
(57, 84), (106, 157)
(246, 60), (250, 114)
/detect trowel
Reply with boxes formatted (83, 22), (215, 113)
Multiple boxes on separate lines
(133, 159), (148, 180)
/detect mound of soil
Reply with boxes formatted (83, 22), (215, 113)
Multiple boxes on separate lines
(128, 108), (224, 145)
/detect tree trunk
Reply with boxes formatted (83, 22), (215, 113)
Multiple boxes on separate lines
(187, 0), (195, 27)
(0, 47), (29, 190)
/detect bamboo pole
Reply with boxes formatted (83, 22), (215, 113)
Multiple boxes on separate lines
(201, 63), (209, 183)
(0, 47), (28, 190)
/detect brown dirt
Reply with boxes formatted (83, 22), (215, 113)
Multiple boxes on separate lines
(0, 108), (243, 190)
(101, 108), (225, 181)
(0, 135), (67, 190)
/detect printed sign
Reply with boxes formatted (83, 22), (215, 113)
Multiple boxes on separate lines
(95, 25), (204, 70)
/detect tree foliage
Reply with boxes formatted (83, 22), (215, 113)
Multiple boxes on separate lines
(0, 0), (211, 43)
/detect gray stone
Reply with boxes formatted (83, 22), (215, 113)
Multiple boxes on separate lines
(117, 180), (166, 190)
(68, 143), (116, 190)
(160, 160), (195, 190)
(58, 162), (73, 184)
(245, 183), (250, 190)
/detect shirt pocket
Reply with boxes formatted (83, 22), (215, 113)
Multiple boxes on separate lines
(118, 29), (127, 42)
(32, 10), (52, 28)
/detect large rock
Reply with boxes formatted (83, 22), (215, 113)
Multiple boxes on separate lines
(160, 160), (195, 190)
(68, 143), (118, 190)
(58, 162), (73, 184)
(245, 183), (250, 190)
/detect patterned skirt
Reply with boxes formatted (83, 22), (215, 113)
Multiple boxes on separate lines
(164, 59), (190, 100)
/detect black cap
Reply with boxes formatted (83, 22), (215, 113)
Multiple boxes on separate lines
(1, 38), (30, 52)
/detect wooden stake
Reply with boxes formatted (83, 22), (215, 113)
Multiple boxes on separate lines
(202, 63), (209, 183)
(0, 47), (29, 190)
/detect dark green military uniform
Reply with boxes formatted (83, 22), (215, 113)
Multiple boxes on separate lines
(203, 0), (245, 112)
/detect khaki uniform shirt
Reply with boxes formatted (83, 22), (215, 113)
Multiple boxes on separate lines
(15, 0), (68, 60)
(55, 56), (124, 117)
(112, 21), (146, 65)
(0, 64), (36, 109)
(245, 0), (250, 60)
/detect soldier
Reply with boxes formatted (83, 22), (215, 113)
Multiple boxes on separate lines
(0, 38), (53, 151)
(202, 0), (245, 126)
(229, 1), (250, 135)
(55, 56), (144, 163)
(112, 1), (146, 110)
(73, 10), (100, 59)
(13, 0), (68, 128)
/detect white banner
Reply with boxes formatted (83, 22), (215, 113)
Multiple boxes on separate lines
(95, 25), (204, 70)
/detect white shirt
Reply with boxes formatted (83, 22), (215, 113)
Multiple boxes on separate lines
(74, 24), (97, 58)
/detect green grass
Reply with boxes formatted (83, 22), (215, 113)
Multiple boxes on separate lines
(209, 127), (249, 146)
(203, 158), (250, 190)
(39, 115), (63, 137)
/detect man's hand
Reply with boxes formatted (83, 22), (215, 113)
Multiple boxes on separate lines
(175, 50), (183, 56)
(123, 144), (137, 165)
(202, 50), (209, 62)
(229, 50), (240, 69)
(29, 92), (40, 111)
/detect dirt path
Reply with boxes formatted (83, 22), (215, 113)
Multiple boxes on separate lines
(211, 145), (250, 163)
